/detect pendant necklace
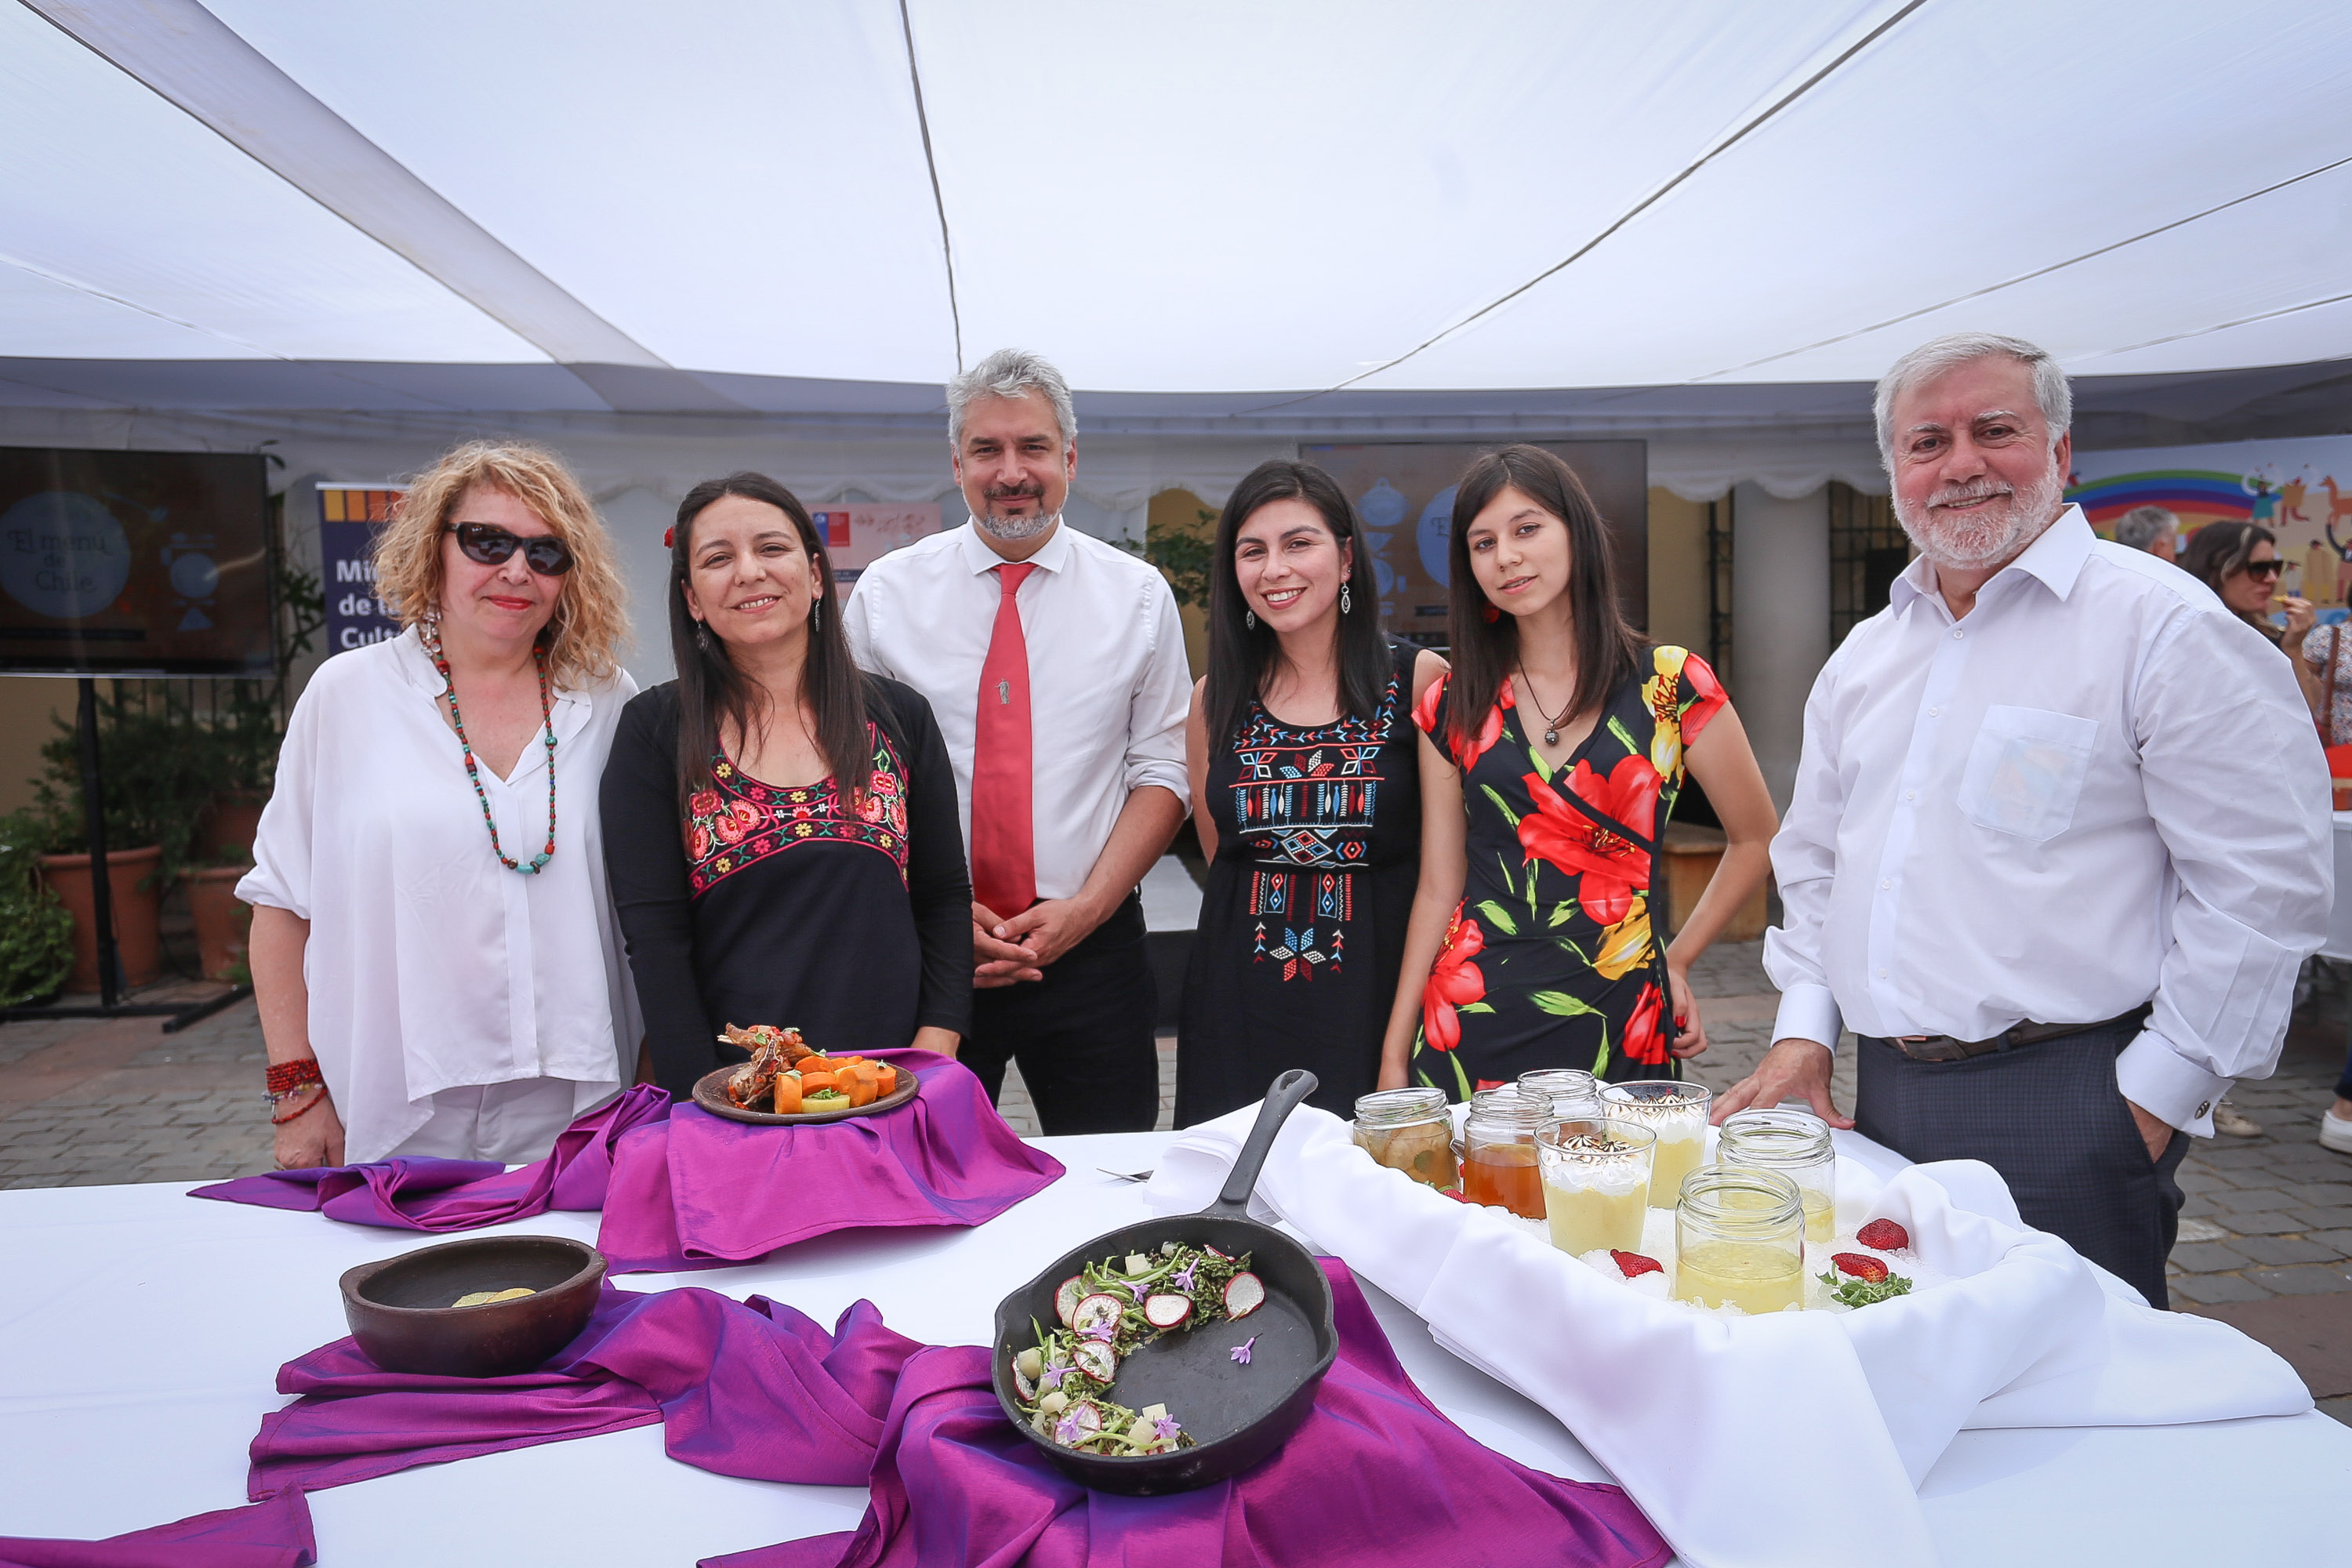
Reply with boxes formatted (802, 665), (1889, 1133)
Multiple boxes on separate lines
(423, 619), (559, 874)
(1519, 664), (1574, 748)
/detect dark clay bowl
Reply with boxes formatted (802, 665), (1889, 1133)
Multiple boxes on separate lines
(339, 1234), (605, 1377)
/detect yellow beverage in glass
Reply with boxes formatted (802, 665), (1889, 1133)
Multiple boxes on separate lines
(1543, 1175), (1650, 1255)
(1647, 1131), (1704, 1210)
(1673, 1240), (1805, 1313)
(1599, 1080), (1712, 1209)
(1802, 1190), (1834, 1244)
(1718, 1108), (1837, 1243)
(1535, 1117), (1656, 1257)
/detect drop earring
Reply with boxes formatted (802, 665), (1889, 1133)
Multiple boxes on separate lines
(1341, 582), (1352, 615)
(811, 600), (822, 632)
(1244, 609), (1256, 630)
(695, 622), (713, 654)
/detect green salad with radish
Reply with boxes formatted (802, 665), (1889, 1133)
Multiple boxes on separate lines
(1009, 1239), (1267, 1457)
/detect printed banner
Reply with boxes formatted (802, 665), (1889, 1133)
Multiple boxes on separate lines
(808, 502), (943, 584)
(318, 484), (405, 654)
(2068, 436), (2352, 615)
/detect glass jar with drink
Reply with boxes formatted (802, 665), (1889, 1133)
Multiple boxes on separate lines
(1518, 1066), (1602, 1118)
(1599, 1079), (1713, 1207)
(1536, 1116), (1655, 1255)
(1716, 1107), (1836, 1243)
(1460, 1089), (1545, 1218)
(1352, 1087), (1458, 1191)
(1673, 1166), (1806, 1313)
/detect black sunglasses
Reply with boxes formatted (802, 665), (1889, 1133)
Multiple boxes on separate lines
(448, 522), (574, 575)
(2245, 558), (2285, 578)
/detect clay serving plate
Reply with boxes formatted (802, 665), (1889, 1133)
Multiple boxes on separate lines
(339, 1233), (604, 1377)
(692, 1062), (920, 1126)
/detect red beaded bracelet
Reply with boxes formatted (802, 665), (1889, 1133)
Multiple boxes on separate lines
(266, 1058), (323, 1097)
(270, 1087), (325, 1124)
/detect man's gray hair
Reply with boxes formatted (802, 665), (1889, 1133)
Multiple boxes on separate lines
(2114, 504), (2179, 553)
(946, 348), (1076, 451)
(1874, 332), (2073, 466)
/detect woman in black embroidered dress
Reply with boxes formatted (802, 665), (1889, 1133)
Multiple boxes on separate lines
(601, 473), (970, 1100)
(1176, 460), (1448, 1123)
(1389, 445), (1778, 1100)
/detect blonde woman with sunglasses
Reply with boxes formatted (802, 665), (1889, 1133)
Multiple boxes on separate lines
(240, 441), (641, 1167)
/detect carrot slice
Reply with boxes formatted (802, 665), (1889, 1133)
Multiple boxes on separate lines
(843, 1075), (878, 1108)
(771, 1076), (803, 1114)
(797, 1072), (837, 1094)
(871, 1065), (897, 1095)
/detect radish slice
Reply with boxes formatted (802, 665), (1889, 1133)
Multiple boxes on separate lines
(1072, 1293), (1123, 1333)
(1068, 1400), (1105, 1437)
(1071, 1341), (1117, 1382)
(1205, 1245), (1231, 1260)
(1054, 1276), (1084, 1327)
(1144, 1293), (1192, 1329)
(1011, 1361), (1038, 1401)
(1224, 1271), (1265, 1319)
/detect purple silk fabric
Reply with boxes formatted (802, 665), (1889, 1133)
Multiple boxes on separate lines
(249, 1261), (1664, 1568)
(250, 1283), (921, 1500)
(0, 1489), (314, 1568)
(187, 1084), (670, 1229)
(716, 1261), (1671, 1568)
(594, 1051), (1065, 1273)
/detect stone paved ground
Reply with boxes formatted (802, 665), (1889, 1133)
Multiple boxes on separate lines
(6, 942), (2348, 1421)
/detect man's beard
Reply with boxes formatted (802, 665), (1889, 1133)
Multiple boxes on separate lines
(1893, 459), (2066, 571)
(973, 488), (1058, 542)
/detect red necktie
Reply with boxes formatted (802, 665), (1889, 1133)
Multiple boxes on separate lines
(970, 562), (1037, 917)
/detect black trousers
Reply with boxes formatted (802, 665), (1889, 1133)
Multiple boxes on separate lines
(1853, 1020), (2190, 1309)
(962, 891), (1160, 1135)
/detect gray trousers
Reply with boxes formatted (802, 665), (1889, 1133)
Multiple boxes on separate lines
(1853, 1019), (2188, 1308)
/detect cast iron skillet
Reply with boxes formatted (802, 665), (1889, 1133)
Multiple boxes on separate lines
(992, 1069), (1338, 1495)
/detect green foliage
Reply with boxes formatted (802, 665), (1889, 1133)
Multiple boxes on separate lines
(0, 809), (74, 1006)
(1142, 506), (1218, 609)
(31, 684), (281, 880)
(1819, 1269), (1915, 1308)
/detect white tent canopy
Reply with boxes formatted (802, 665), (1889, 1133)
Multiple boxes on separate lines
(4, 0), (2350, 497)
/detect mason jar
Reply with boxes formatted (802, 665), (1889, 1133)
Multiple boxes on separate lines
(1352, 1087), (1457, 1191)
(1599, 1078), (1714, 1207)
(1673, 1166), (1806, 1314)
(1460, 1089), (1545, 1219)
(1718, 1107), (1837, 1244)
(1535, 1116), (1655, 1256)
(1517, 1066), (1602, 1118)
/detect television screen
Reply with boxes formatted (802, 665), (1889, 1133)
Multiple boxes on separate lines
(0, 447), (274, 676)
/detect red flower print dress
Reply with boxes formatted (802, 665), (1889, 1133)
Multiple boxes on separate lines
(1410, 647), (1726, 1100)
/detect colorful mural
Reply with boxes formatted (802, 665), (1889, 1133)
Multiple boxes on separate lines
(2068, 436), (2352, 615)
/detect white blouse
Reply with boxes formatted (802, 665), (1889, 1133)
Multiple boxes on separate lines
(239, 628), (641, 1161)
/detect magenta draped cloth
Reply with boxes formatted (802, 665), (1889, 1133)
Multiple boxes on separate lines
(593, 1051), (1065, 1273)
(243, 1263), (1668, 1568)
(187, 1084), (670, 1229)
(0, 1489), (314, 1568)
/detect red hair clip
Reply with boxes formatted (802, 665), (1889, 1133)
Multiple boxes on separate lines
(663, 526), (675, 549)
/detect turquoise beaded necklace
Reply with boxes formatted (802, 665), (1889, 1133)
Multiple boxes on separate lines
(421, 619), (558, 874)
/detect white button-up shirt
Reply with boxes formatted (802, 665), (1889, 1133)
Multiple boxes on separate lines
(843, 520), (1192, 902)
(1766, 506), (2332, 1134)
(239, 629), (640, 1161)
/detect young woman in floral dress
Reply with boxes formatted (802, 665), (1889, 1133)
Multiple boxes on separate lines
(1382, 445), (1778, 1099)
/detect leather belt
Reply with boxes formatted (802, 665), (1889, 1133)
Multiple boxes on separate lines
(1883, 1004), (2152, 1063)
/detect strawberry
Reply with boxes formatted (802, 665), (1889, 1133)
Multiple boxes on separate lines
(1831, 1252), (1889, 1283)
(1856, 1218), (1910, 1252)
(1611, 1250), (1664, 1279)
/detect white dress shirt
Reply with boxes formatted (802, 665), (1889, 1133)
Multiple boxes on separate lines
(843, 520), (1192, 902)
(238, 628), (641, 1161)
(1766, 506), (2332, 1135)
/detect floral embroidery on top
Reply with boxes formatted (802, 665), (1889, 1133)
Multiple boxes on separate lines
(1232, 668), (1402, 982)
(687, 724), (909, 895)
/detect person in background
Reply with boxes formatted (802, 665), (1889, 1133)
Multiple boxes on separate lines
(2302, 565), (2352, 1155)
(600, 474), (969, 1100)
(1391, 444), (1778, 1098)
(2176, 521), (2325, 1138)
(2114, 503), (2179, 561)
(1177, 459), (1446, 1124)
(1714, 332), (2332, 1307)
(242, 441), (639, 1167)
(843, 349), (1192, 1134)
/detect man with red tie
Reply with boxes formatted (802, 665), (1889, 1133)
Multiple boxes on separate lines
(843, 349), (1192, 1133)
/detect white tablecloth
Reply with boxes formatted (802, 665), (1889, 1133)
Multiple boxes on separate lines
(1, 1132), (2347, 1564)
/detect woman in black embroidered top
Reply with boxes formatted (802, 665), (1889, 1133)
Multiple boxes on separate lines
(1176, 460), (1448, 1123)
(601, 472), (970, 1100)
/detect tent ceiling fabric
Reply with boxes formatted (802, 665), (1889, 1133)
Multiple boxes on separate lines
(3, 0), (2348, 442)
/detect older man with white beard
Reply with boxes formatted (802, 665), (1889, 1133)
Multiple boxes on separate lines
(1711, 332), (2330, 1307)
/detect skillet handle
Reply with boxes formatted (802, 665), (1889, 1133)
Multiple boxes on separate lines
(1207, 1069), (1319, 1218)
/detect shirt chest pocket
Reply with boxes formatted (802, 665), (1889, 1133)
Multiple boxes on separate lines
(1955, 705), (2099, 842)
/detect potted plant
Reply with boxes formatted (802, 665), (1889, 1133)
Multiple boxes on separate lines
(0, 809), (74, 1007)
(186, 843), (255, 982)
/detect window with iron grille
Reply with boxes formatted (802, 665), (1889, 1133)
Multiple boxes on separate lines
(1828, 482), (1910, 645)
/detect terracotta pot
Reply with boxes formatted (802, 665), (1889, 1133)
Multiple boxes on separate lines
(1659, 823), (1768, 942)
(187, 863), (254, 981)
(37, 844), (164, 993)
(198, 792), (268, 862)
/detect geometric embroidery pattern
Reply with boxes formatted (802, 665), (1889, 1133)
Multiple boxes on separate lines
(1235, 669), (1398, 981)
(687, 723), (910, 896)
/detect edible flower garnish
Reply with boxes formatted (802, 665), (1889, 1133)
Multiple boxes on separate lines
(1230, 1335), (1257, 1366)
(1039, 1363), (1066, 1390)
(1125, 1279), (1149, 1302)
(1172, 1260), (1198, 1294)
(1054, 1414), (1084, 1444)
(1080, 1322), (1118, 1343)
(1152, 1414), (1182, 1441)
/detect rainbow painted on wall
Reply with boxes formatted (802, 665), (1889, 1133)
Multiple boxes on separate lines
(2063, 469), (2257, 532)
